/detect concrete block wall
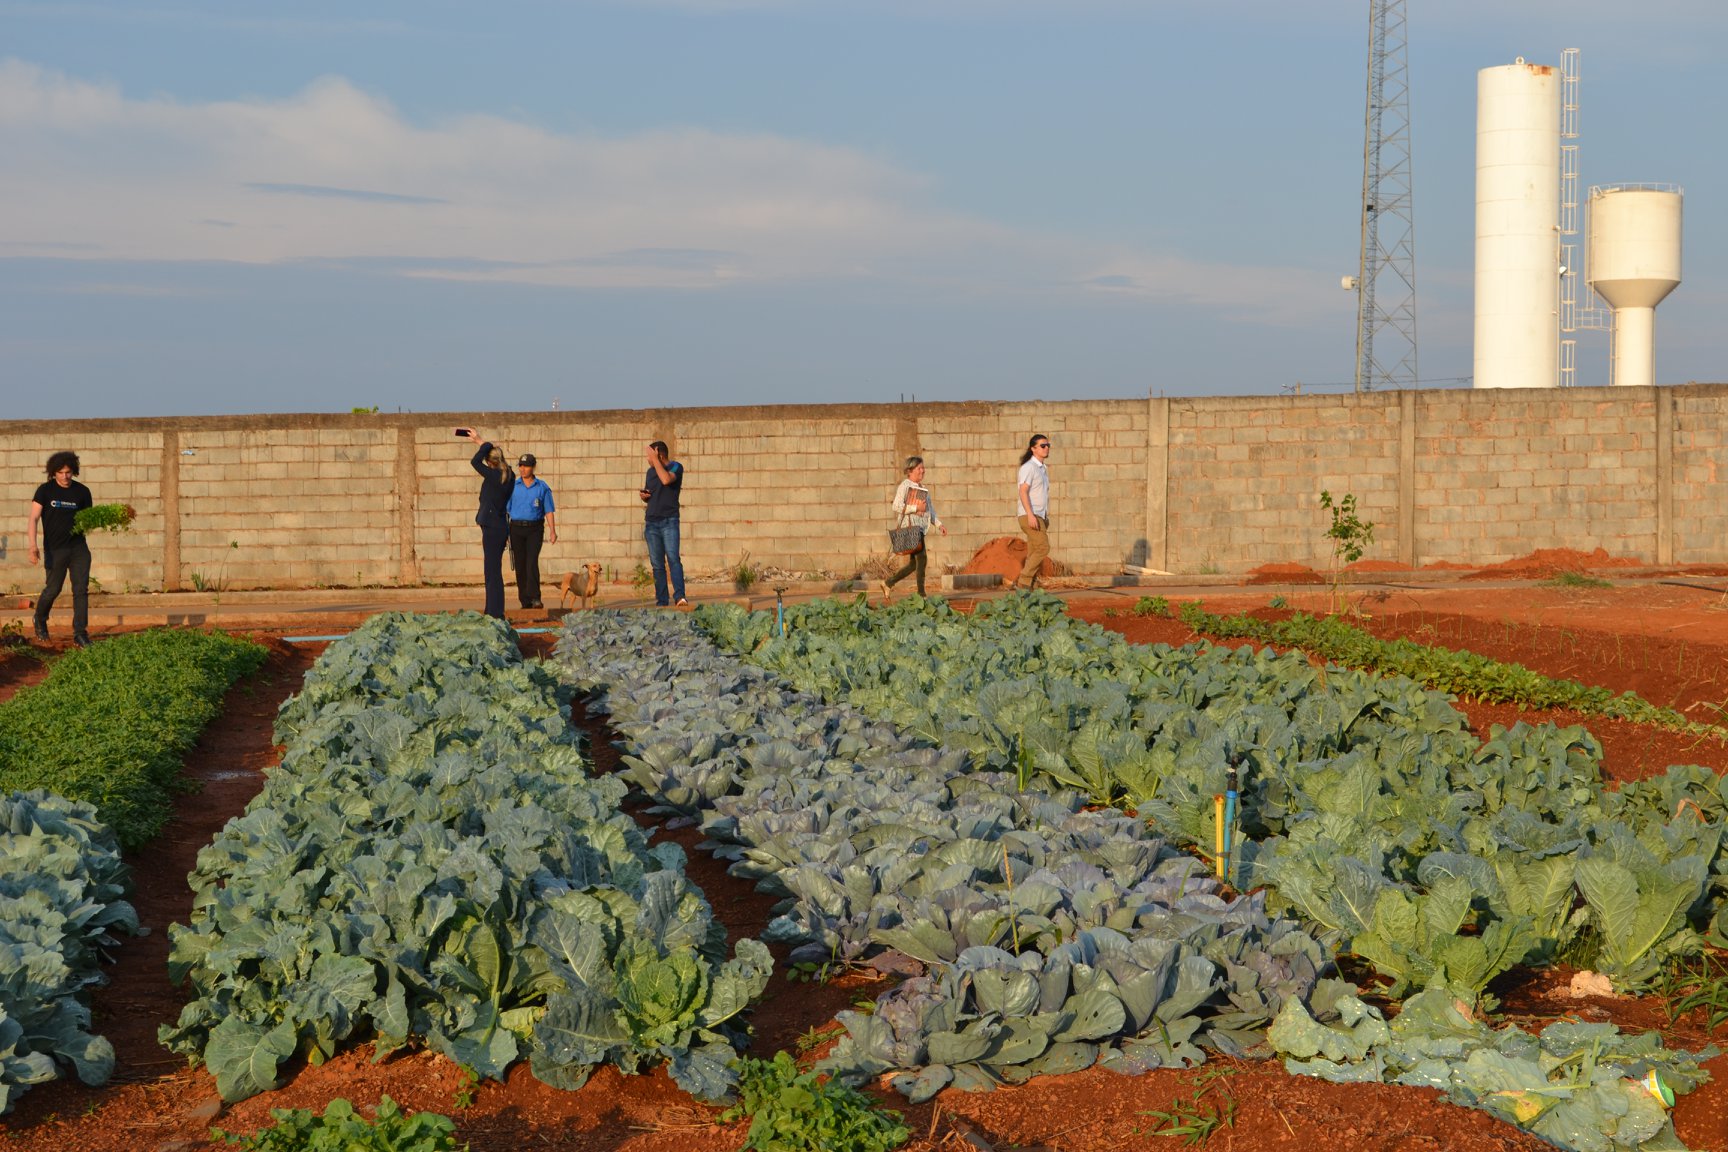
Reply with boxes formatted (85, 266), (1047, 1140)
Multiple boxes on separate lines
(1166, 395), (1403, 572)
(177, 425), (402, 590)
(1673, 390), (1728, 564)
(1415, 390), (1659, 565)
(1, 386), (1723, 595)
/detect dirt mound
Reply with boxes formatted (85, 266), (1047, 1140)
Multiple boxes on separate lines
(961, 536), (1056, 583)
(1465, 546), (1642, 581)
(1246, 562), (1325, 585)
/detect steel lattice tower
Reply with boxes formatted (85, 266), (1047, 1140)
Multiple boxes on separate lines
(1353, 0), (1418, 392)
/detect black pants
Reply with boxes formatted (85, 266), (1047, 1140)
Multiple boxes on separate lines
(509, 520), (545, 607)
(37, 537), (91, 636)
(885, 546), (927, 596)
(480, 521), (508, 619)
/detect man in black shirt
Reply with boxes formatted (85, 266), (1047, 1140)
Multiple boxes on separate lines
(28, 450), (94, 647)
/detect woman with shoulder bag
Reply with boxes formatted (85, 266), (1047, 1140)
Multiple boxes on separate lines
(880, 456), (945, 602)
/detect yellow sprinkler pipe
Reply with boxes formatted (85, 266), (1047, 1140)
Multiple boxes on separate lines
(1214, 794), (1226, 878)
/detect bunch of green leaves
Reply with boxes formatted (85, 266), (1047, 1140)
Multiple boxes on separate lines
(722, 1051), (909, 1152)
(213, 1095), (465, 1151)
(1133, 595), (1171, 618)
(1137, 1067), (1238, 1146)
(0, 790), (140, 1113)
(165, 612), (771, 1104)
(0, 628), (267, 849)
(70, 503), (136, 535)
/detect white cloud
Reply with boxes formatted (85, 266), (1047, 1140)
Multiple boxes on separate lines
(0, 58), (1336, 324)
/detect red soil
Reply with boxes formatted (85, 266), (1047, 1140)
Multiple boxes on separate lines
(4, 598), (1728, 1151)
(960, 536), (1056, 583)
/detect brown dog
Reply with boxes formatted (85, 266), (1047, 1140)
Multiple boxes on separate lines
(560, 563), (603, 611)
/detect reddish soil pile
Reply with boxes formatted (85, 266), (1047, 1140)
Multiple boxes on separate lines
(1465, 546), (1643, 580)
(960, 535), (1055, 583)
(1246, 561), (1324, 585)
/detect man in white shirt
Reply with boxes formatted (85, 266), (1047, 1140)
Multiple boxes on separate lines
(1011, 435), (1051, 590)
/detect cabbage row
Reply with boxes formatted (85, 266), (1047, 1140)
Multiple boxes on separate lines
(0, 791), (139, 1113)
(554, 610), (1329, 1101)
(161, 611), (769, 1104)
(699, 595), (1728, 1003)
(687, 596), (1717, 1150)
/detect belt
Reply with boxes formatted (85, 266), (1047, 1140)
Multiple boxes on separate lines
(509, 518), (544, 525)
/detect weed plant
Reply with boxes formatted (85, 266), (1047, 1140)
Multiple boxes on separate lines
(1133, 595), (1171, 618)
(1656, 953), (1728, 1033)
(213, 1096), (465, 1151)
(722, 1051), (909, 1152)
(1543, 571), (1614, 589)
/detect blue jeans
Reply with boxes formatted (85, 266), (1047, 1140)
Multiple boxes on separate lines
(644, 517), (685, 605)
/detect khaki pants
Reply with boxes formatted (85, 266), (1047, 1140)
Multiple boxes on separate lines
(1015, 515), (1049, 589)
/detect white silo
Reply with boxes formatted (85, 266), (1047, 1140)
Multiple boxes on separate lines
(1474, 59), (1561, 389)
(1587, 185), (1682, 388)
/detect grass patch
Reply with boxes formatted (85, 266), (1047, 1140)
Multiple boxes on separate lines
(1542, 571), (1614, 589)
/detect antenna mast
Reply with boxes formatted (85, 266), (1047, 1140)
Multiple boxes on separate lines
(1352, 0), (1418, 392)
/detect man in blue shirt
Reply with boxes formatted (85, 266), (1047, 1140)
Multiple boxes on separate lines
(639, 440), (687, 607)
(507, 453), (557, 609)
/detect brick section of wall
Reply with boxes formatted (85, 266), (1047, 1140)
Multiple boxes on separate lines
(1, 388), (1723, 594)
(1673, 390), (1728, 564)
(1414, 389), (1659, 565)
(177, 427), (401, 589)
(1167, 395), (1403, 571)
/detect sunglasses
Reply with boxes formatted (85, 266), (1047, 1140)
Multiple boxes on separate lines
(1034, 442), (1050, 449)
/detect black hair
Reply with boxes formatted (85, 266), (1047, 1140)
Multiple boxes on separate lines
(1019, 434), (1047, 466)
(649, 440), (669, 459)
(46, 451), (80, 478)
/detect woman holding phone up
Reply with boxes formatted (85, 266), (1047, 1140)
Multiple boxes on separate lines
(461, 428), (511, 619)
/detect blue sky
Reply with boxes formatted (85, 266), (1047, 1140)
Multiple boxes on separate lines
(3, 0), (1722, 418)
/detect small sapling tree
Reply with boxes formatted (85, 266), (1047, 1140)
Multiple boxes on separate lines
(1319, 489), (1375, 615)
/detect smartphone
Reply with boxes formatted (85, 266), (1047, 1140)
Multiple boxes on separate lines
(453, 428), (468, 438)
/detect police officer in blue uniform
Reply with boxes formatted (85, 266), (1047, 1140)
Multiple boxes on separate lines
(506, 453), (557, 609)
(461, 429), (511, 619)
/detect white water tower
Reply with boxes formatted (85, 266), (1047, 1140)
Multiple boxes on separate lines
(1587, 185), (1682, 387)
(1474, 58), (1561, 389)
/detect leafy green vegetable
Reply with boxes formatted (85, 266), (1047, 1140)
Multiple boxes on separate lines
(722, 1051), (909, 1152)
(213, 1095), (466, 1151)
(0, 628), (266, 848)
(70, 503), (135, 535)
(0, 790), (139, 1112)
(164, 612), (770, 1103)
